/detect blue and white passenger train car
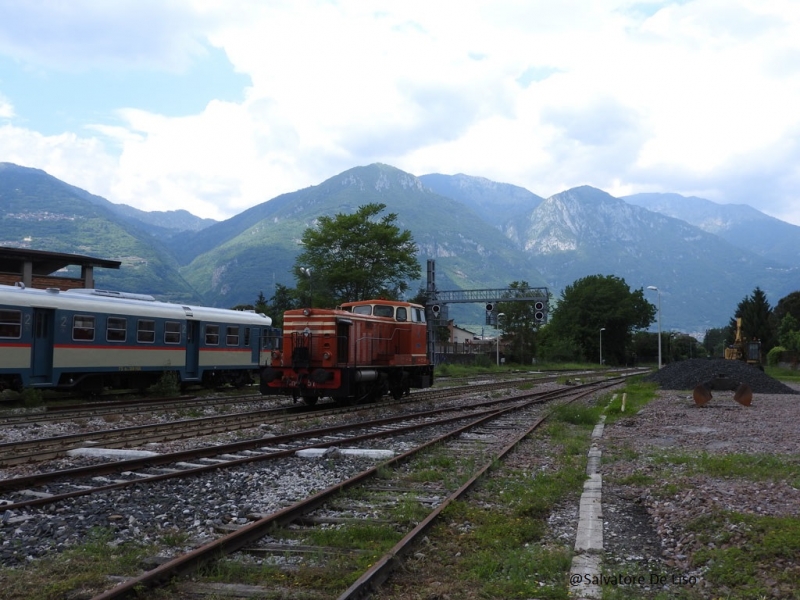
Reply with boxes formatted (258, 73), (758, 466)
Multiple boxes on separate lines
(0, 283), (279, 393)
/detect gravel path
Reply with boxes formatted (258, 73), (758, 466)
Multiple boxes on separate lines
(598, 383), (800, 599)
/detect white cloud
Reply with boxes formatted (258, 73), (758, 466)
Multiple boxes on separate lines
(0, 92), (14, 118)
(1, 0), (800, 226)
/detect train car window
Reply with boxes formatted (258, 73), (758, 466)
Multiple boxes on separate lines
(396, 307), (407, 322)
(164, 321), (181, 344)
(137, 319), (156, 343)
(353, 306), (372, 315)
(374, 305), (394, 318)
(0, 310), (22, 338)
(106, 317), (127, 342)
(73, 315), (95, 341)
(244, 327), (251, 346)
(205, 324), (220, 345)
(226, 326), (240, 346)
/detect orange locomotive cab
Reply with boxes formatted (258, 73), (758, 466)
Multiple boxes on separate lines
(260, 299), (433, 405)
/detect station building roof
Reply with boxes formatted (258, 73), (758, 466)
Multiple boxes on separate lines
(0, 247), (121, 290)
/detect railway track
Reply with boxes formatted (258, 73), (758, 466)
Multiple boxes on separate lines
(83, 378), (622, 599)
(0, 374), (591, 467)
(0, 380), (607, 510)
(0, 391), (269, 428)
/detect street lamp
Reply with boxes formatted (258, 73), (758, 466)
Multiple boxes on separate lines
(647, 286), (662, 369)
(301, 267), (312, 307)
(496, 313), (505, 366)
(599, 327), (605, 366)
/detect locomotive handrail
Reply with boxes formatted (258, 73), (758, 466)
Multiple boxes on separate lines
(352, 326), (411, 364)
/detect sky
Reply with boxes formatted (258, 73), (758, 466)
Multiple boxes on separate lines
(1, 0), (799, 224)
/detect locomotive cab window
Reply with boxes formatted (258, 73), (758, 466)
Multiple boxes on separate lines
(352, 306), (372, 315)
(411, 307), (425, 323)
(106, 317), (127, 342)
(137, 319), (156, 343)
(0, 310), (22, 338)
(226, 326), (240, 346)
(205, 324), (220, 345)
(374, 305), (394, 318)
(396, 307), (407, 322)
(164, 321), (181, 344)
(73, 315), (95, 341)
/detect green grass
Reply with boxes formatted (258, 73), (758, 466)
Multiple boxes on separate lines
(765, 364), (800, 382)
(602, 381), (659, 423)
(651, 452), (800, 487)
(687, 512), (800, 599)
(0, 528), (160, 600)
(434, 361), (605, 379)
(437, 461), (588, 599)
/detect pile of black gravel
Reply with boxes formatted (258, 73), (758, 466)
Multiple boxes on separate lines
(643, 358), (799, 394)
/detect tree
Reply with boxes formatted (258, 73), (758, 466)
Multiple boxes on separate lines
(773, 291), (800, 324)
(496, 281), (546, 364)
(232, 290), (270, 315)
(731, 287), (775, 353)
(254, 291), (269, 315)
(538, 274), (655, 365)
(702, 327), (731, 358)
(268, 284), (299, 328)
(777, 314), (800, 355)
(294, 203), (420, 306)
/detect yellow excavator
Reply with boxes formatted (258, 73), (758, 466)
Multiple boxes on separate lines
(693, 318), (760, 407)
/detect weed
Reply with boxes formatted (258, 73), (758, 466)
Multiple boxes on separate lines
(149, 370), (180, 397)
(0, 528), (156, 600)
(21, 387), (44, 407)
(551, 403), (603, 426)
(688, 512), (800, 598)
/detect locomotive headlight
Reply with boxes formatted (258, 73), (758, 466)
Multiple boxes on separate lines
(303, 308), (311, 316)
(323, 352), (331, 360)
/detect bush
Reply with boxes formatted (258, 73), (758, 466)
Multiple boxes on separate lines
(473, 354), (492, 368)
(149, 371), (181, 396)
(21, 387), (44, 407)
(766, 346), (786, 367)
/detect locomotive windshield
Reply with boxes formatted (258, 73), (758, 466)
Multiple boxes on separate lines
(373, 305), (394, 318)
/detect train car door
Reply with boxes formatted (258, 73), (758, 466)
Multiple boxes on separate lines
(336, 319), (351, 364)
(185, 320), (200, 379)
(248, 327), (261, 365)
(31, 308), (54, 384)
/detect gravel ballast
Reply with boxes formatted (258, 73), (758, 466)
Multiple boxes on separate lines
(643, 358), (799, 394)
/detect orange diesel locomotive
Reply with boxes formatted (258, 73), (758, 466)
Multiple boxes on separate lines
(259, 299), (433, 404)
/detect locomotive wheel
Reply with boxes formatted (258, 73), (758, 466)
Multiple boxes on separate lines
(390, 382), (403, 401)
(302, 394), (318, 406)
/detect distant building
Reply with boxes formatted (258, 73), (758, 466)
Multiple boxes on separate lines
(0, 247), (121, 290)
(442, 319), (499, 354)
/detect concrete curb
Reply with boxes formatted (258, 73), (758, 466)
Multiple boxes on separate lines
(568, 415), (607, 599)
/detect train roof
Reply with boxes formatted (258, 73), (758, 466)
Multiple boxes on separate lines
(0, 284), (272, 326)
(338, 299), (424, 309)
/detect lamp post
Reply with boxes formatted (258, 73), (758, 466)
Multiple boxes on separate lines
(599, 327), (605, 366)
(647, 286), (662, 369)
(496, 313), (505, 366)
(301, 267), (312, 307)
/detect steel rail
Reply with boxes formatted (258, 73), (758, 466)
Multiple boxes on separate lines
(89, 379), (622, 600)
(0, 377), (616, 494)
(0, 374), (561, 466)
(336, 380), (625, 599)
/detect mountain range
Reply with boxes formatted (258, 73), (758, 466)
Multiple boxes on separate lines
(2, 161), (798, 336)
